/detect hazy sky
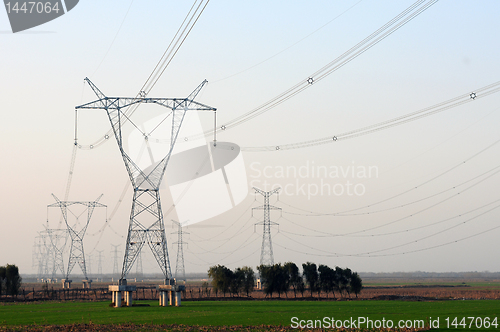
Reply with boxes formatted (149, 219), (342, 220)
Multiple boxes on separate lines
(2, 0), (500, 277)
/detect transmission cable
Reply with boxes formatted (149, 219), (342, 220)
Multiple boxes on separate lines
(211, 0), (364, 84)
(277, 166), (500, 240)
(279, 136), (500, 217)
(192, 0), (439, 140)
(274, 203), (500, 257)
(281, 196), (500, 239)
(242, 81), (500, 151)
(324, 167), (500, 236)
(285, 163), (500, 218)
(77, 0), (210, 150)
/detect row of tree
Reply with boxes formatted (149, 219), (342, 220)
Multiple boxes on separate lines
(208, 262), (362, 298)
(208, 265), (255, 297)
(258, 262), (362, 298)
(0, 264), (22, 296)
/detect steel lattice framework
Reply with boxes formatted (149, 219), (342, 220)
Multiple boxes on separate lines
(97, 250), (104, 277)
(76, 78), (216, 283)
(253, 187), (281, 266)
(49, 194), (106, 280)
(33, 233), (49, 279)
(135, 250), (143, 277)
(37, 230), (58, 279)
(111, 244), (120, 277)
(45, 228), (69, 279)
(172, 220), (188, 282)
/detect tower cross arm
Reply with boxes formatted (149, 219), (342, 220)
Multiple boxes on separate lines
(75, 97), (215, 112)
(253, 187), (281, 196)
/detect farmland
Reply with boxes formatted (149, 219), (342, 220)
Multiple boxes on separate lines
(1, 278), (500, 331)
(1, 297), (500, 331)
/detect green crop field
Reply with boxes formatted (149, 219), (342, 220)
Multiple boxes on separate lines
(1, 299), (500, 331)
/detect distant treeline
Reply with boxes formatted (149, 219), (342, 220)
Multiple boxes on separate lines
(208, 262), (362, 298)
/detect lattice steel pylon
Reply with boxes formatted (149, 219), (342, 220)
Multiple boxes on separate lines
(135, 250), (143, 277)
(33, 233), (48, 279)
(253, 187), (281, 266)
(39, 231), (54, 278)
(45, 228), (68, 279)
(76, 78), (216, 283)
(172, 220), (188, 282)
(49, 194), (106, 280)
(111, 244), (120, 277)
(97, 250), (104, 277)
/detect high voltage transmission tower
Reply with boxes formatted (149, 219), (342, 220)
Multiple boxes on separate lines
(33, 233), (47, 280)
(39, 231), (54, 279)
(76, 78), (216, 284)
(172, 220), (188, 282)
(48, 194), (106, 285)
(45, 228), (68, 280)
(97, 250), (104, 279)
(253, 187), (281, 266)
(135, 250), (143, 278)
(87, 254), (93, 277)
(111, 244), (121, 278)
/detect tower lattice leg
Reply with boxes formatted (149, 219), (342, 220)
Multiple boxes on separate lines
(121, 189), (171, 281)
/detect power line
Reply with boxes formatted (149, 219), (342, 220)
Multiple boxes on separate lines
(274, 201), (500, 258)
(282, 162), (500, 219)
(211, 0), (365, 84)
(286, 166), (500, 238)
(77, 0), (211, 151)
(280, 196), (500, 239)
(279, 136), (500, 217)
(91, 0), (136, 77)
(241, 81), (500, 152)
(194, 0), (439, 140)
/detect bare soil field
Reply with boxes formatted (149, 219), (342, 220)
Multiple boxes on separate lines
(13, 278), (500, 302)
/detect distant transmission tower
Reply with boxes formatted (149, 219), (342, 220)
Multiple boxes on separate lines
(135, 250), (143, 277)
(172, 220), (188, 282)
(76, 78), (216, 284)
(253, 187), (281, 266)
(87, 254), (93, 277)
(45, 228), (68, 279)
(39, 231), (54, 279)
(97, 250), (104, 278)
(49, 194), (106, 281)
(33, 234), (46, 280)
(111, 244), (121, 277)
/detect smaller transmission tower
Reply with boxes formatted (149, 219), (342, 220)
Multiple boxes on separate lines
(45, 228), (68, 279)
(111, 244), (121, 277)
(135, 250), (143, 277)
(49, 194), (106, 281)
(33, 234), (46, 280)
(40, 231), (54, 278)
(172, 220), (188, 282)
(87, 254), (93, 277)
(253, 187), (281, 266)
(97, 250), (104, 280)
